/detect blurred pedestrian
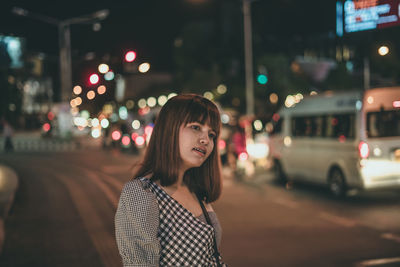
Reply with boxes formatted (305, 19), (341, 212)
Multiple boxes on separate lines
(2, 119), (14, 152)
(115, 94), (225, 266)
(232, 124), (246, 157)
(227, 124), (246, 171)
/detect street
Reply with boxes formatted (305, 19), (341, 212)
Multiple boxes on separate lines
(0, 150), (399, 267)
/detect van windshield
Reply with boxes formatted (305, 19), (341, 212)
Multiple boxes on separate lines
(367, 110), (400, 137)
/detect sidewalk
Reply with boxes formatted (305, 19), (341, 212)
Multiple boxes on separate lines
(0, 131), (102, 152)
(0, 165), (19, 253)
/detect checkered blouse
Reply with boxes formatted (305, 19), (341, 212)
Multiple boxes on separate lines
(115, 177), (224, 266)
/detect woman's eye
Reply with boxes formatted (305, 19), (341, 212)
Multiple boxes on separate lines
(209, 133), (216, 139)
(190, 125), (200, 130)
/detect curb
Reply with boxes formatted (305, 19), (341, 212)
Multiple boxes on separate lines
(0, 165), (19, 253)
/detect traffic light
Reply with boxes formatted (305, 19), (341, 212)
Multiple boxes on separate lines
(124, 51), (136, 62)
(257, 65), (268, 85)
(257, 74), (268, 85)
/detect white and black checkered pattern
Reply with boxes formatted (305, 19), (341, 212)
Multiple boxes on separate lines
(115, 179), (161, 266)
(115, 177), (224, 266)
(142, 177), (220, 266)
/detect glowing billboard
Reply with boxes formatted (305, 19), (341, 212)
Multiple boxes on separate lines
(0, 35), (25, 68)
(337, 0), (400, 35)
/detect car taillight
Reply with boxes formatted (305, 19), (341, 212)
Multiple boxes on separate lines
(359, 141), (369, 159)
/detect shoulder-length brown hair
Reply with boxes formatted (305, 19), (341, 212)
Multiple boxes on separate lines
(134, 94), (222, 203)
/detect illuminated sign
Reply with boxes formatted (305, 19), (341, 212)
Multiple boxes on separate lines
(337, 0), (400, 35)
(0, 35), (25, 68)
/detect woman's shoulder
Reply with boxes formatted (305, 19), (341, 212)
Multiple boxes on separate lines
(120, 178), (156, 205)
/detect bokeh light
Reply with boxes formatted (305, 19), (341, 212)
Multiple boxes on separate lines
(100, 118), (109, 128)
(132, 120), (141, 130)
(104, 71), (115, 81)
(217, 84), (227, 94)
(147, 97), (157, 107)
(98, 63), (109, 74)
(138, 98), (147, 108)
(91, 129), (101, 138)
(121, 135), (131, 146)
(87, 90), (95, 100)
(269, 93), (278, 104)
(218, 139), (226, 150)
(126, 100), (135, 109)
(239, 152), (248, 161)
(125, 51), (136, 62)
(168, 93), (177, 99)
(112, 130), (122, 141)
(221, 114), (230, 124)
(378, 45), (389, 56)
(91, 118), (99, 127)
(158, 95), (168, 106)
(97, 85), (106, 95)
(80, 110), (90, 119)
(89, 74), (99, 85)
(138, 63), (150, 73)
(119, 106), (128, 120)
(203, 91), (214, 100)
(43, 123), (51, 132)
(75, 97), (82, 106)
(73, 85), (82, 95)
(253, 120), (263, 131)
(135, 136), (145, 146)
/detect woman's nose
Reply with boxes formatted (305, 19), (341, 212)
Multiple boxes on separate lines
(199, 133), (209, 145)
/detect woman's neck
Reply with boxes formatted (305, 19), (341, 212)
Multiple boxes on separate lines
(174, 166), (189, 188)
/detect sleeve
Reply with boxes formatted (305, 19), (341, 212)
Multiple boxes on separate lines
(115, 180), (161, 267)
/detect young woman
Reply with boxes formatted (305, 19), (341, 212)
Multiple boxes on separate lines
(115, 94), (225, 266)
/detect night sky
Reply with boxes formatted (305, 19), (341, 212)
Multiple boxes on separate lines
(0, 0), (338, 71)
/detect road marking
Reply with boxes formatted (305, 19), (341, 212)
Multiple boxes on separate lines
(56, 173), (121, 267)
(381, 233), (400, 243)
(273, 198), (299, 209)
(84, 170), (119, 209)
(318, 212), (356, 227)
(96, 170), (124, 192)
(356, 257), (400, 266)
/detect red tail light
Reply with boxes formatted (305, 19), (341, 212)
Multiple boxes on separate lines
(359, 141), (369, 159)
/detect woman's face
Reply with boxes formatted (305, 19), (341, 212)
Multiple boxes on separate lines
(178, 121), (216, 172)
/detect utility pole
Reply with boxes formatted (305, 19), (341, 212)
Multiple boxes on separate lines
(243, 0), (255, 117)
(12, 7), (109, 102)
(363, 56), (370, 90)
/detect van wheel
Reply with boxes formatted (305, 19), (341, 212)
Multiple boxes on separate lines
(328, 168), (347, 197)
(274, 160), (287, 184)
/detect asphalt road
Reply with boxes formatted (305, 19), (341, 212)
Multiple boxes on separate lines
(0, 150), (399, 267)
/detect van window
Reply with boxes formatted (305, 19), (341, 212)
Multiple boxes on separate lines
(367, 110), (400, 137)
(312, 116), (326, 137)
(292, 114), (354, 139)
(326, 114), (355, 139)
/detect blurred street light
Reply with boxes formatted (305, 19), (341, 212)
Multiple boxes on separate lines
(98, 63), (109, 73)
(87, 90), (95, 100)
(378, 45), (389, 56)
(12, 7), (109, 102)
(138, 62), (150, 73)
(364, 45), (390, 90)
(73, 85), (82, 95)
(97, 85), (106, 95)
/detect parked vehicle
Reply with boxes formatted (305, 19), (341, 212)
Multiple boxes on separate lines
(268, 87), (400, 197)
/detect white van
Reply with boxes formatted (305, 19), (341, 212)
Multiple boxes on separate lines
(268, 87), (400, 196)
